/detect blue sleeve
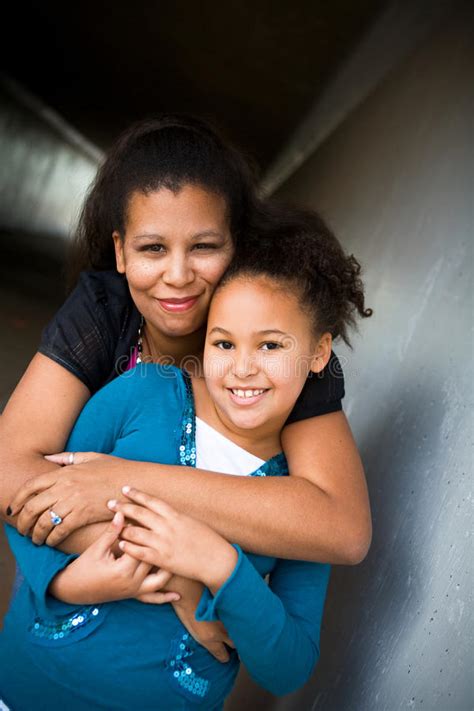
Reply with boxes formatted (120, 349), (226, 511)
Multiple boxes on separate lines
(3, 373), (138, 615)
(4, 524), (78, 617)
(195, 547), (331, 696)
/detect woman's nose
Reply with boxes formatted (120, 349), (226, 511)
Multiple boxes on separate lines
(162, 254), (195, 288)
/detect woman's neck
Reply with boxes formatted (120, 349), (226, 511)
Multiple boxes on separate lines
(191, 376), (283, 461)
(142, 321), (205, 372)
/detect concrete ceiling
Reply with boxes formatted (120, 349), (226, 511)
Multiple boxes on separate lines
(2, 0), (385, 170)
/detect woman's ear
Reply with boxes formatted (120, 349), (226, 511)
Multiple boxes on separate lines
(112, 231), (126, 274)
(310, 332), (332, 374)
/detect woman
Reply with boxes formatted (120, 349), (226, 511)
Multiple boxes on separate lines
(0, 115), (371, 619)
(0, 212), (370, 709)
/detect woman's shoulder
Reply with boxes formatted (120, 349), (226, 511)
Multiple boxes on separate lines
(286, 351), (345, 425)
(75, 269), (132, 306)
(38, 270), (140, 393)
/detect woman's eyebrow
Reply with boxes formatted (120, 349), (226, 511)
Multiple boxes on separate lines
(190, 230), (225, 240)
(132, 230), (225, 243)
(132, 233), (165, 242)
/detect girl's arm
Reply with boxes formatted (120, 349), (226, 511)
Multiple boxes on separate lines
(3, 356), (371, 564)
(112, 488), (331, 697)
(197, 554), (331, 696)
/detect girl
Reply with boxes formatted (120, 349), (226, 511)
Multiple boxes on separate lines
(2, 116), (371, 581)
(0, 208), (371, 710)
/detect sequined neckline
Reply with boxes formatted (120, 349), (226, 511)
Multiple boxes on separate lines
(178, 370), (288, 477)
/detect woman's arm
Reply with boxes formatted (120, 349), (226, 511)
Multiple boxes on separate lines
(0, 353), (90, 510)
(3, 356), (370, 564)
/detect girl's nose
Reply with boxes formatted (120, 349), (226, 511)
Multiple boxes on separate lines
(162, 254), (195, 288)
(232, 352), (259, 379)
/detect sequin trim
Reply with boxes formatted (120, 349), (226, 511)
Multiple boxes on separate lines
(166, 632), (210, 699)
(29, 605), (100, 640)
(179, 371), (196, 467)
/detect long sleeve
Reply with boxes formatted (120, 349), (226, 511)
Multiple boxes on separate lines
(4, 524), (78, 617)
(195, 546), (331, 696)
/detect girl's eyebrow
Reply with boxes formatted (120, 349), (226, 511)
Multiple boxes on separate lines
(209, 327), (289, 337)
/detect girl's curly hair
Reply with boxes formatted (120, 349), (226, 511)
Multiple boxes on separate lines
(218, 202), (372, 347)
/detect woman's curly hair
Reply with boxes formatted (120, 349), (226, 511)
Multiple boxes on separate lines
(218, 202), (372, 347)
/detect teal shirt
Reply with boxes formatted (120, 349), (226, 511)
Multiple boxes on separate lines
(0, 365), (330, 710)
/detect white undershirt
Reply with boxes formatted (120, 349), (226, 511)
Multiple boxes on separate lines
(195, 416), (265, 476)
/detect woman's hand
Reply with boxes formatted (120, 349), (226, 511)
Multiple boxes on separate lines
(8, 452), (131, 546)
(140, 575), (235, 663)
(110, 487), (239, 592)
(49, 511), (180, 605)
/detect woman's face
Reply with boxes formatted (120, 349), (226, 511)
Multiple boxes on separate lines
(113, 185), (234, 339)
(204, 276), (331, 434)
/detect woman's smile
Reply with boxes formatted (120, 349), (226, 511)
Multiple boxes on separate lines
(156, 295), (202, 313)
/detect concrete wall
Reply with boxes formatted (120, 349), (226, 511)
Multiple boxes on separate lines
(0, 77), (100, 250)
(258, 8), (472, 711)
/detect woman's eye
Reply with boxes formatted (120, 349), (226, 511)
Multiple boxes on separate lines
(214, 341), (234, 350)
(142, 244), (165, 253)
(261, 342), (282, 351)
(193, 243), (218, 250)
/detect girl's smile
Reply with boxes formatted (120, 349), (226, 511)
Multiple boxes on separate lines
(202, 275), (332, 455)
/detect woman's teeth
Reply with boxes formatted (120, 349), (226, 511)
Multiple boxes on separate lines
(231, 389), (265, 398)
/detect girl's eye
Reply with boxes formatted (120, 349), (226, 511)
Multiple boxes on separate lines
(261, 342), (282, 351)
(213, 340), (234, 350)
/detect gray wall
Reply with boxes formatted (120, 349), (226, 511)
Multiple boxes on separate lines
(0, 77), (100, 249)
(262, 9), (472, 711)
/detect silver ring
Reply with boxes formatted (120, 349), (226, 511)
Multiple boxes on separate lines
(50, 510), (63, 526)
(68, 452), (75, 465)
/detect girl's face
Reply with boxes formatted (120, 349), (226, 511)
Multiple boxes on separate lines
(204, 276), (332, 434)
(113, 185), (234, 339)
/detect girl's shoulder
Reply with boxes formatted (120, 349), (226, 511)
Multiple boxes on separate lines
(113, 363), (188, 403)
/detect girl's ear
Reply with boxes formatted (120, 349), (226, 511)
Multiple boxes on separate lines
(112, 231), (126, 274)
(310, 332), (332, 374)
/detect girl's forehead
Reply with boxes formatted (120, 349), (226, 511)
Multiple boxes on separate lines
(208, 276), (309, 330)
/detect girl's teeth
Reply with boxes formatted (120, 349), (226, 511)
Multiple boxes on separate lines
(232, 389), (264, 398)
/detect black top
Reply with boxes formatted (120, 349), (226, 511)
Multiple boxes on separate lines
(38, 271), (344, 424)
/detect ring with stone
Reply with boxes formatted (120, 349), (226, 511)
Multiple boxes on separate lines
(49, 510), (63, 526)
(68, 452), (75, 465)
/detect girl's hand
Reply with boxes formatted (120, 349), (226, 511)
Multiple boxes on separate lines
(8, 452), (132, 545)
(141, 575), (236, 664)
(110, 487), (238, 591)
(49, 511), (180, 605)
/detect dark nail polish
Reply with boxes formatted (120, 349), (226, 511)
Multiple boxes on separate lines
(6, 506), (12, 516)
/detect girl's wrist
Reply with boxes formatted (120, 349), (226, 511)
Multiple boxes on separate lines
(201, 542), (239, 595)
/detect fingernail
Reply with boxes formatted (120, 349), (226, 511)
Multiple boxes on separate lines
(118, 540), (126, 550)
(6, 506), (12, 516)
(170, 594), (181, 601)
(107, 499), (117, 509)
(122, 485), (131, 495)
(112, 512), (120, 524)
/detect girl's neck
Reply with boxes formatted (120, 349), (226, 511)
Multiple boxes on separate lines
(191, 376), (283, 461)
(142, 321), (205, 372)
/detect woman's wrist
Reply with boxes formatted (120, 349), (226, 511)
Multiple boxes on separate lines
(201, 542), (239, 595)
